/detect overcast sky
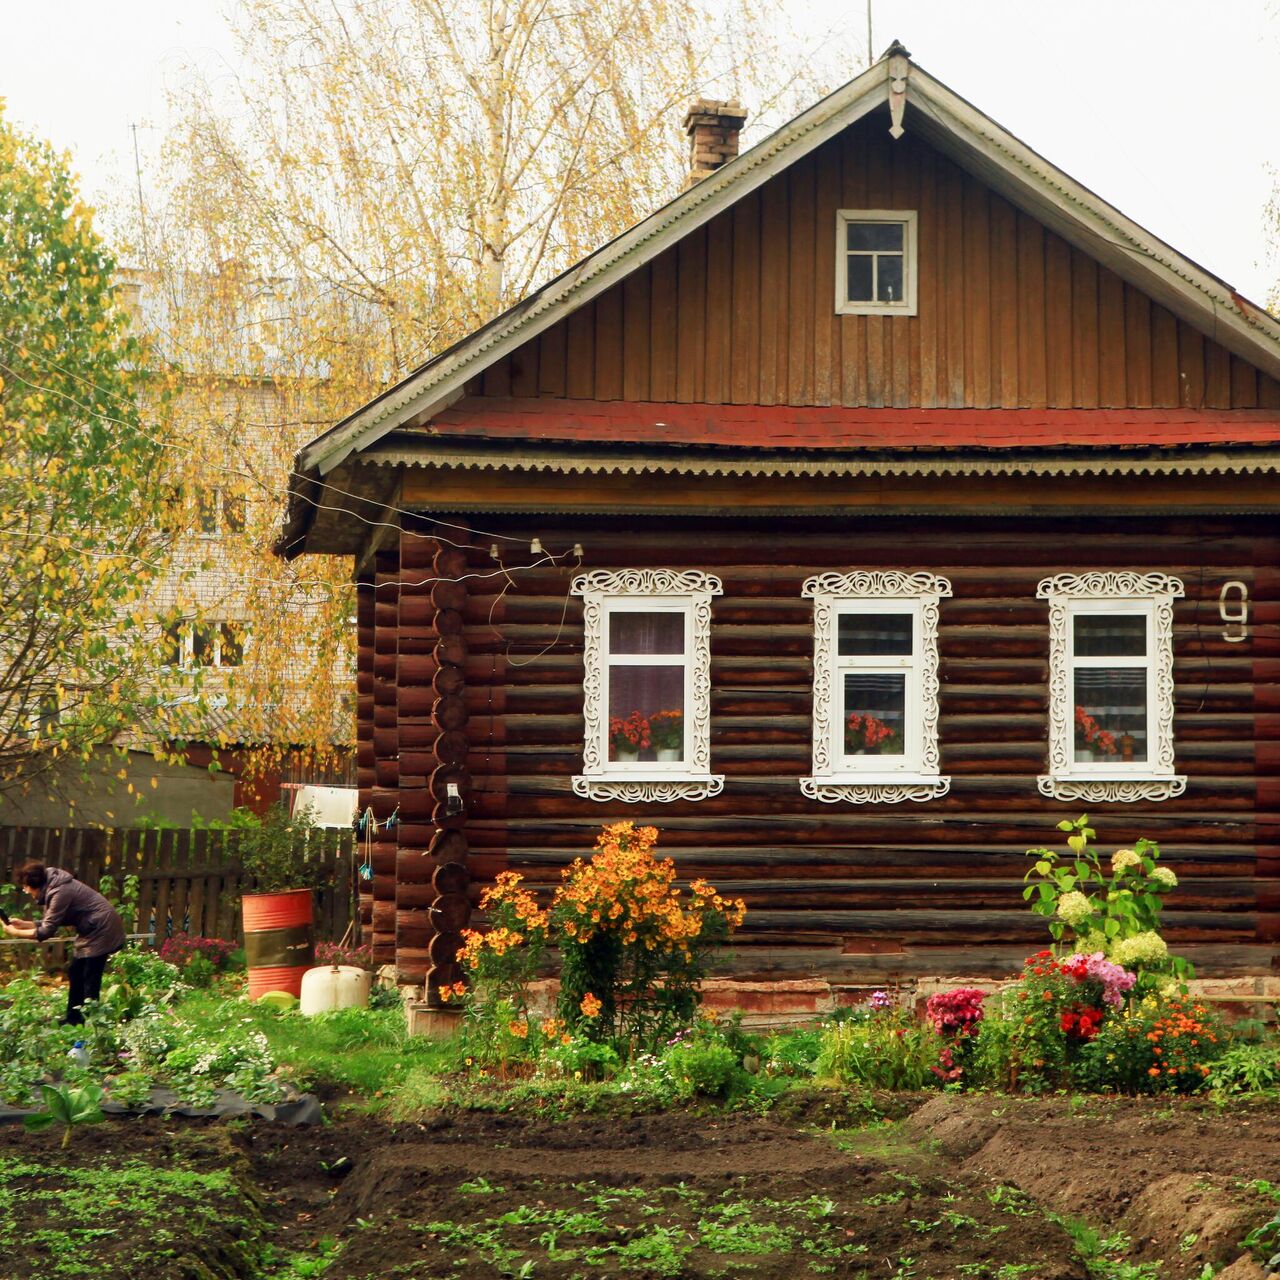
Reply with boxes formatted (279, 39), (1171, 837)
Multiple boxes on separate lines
(1, 1), (1277, 307)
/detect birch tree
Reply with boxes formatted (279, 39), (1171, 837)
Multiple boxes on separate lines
(0, 109), (179, 797)
(123, 0), (840, 775)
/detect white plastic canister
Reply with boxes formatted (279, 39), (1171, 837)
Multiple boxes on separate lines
(299, 964), (373, 1016)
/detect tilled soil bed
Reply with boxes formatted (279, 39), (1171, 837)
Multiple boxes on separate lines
(1, 1093), (1277, 1279)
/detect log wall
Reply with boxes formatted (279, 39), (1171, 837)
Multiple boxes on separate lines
(392, 513), (1280, 982)
(472, 114), (1280, 411)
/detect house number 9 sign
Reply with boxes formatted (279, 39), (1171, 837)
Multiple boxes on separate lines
(1219, 581), (1249, 643)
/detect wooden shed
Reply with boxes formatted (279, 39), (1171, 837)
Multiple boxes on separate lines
(281, 45), (1280, 1000)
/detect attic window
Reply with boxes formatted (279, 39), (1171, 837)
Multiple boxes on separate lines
(836, 211), (917, 315)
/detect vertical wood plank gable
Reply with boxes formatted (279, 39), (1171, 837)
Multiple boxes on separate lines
(1016, 212), (1047, 407)
(463, 111), (1278, 414)
(759, 175), (788, 406)
(650, 248), (678, 401)
(1070, 251), (1100, 409)
(838, 126), (867, 406)
(989, 194), (1019, 408)
(704, 211), (733, 405)
(940, 157), (966, 407)
(1043, 232), (1073, 408)
(813, 142), (839, 406)
(621, 264), (651, 403)
(788, 159), (816, 404)
(676, 227), (707, 402)
(731, 193), (761, 404)
(962, 174), (991, 408)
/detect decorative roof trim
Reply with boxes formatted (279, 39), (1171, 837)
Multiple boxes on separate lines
(365, 443), (1280, 482)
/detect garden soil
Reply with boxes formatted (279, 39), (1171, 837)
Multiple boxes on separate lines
(2, 1094), (1277, 1279)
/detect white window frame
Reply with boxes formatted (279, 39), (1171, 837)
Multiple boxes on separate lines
(163, 619), (245, 671)
(1038, 572), (1185, 803)
(571, 569), (723, 803)
(800, 572), (951, 804)
(835, 209), (918, 316)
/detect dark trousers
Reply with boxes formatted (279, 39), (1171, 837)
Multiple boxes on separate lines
(65, 953), (111, 1026)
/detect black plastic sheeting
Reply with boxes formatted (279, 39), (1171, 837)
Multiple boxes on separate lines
(0, 1086), (323, 1126)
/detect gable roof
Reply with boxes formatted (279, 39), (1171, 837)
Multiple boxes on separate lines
(290, 40), (1280, 491)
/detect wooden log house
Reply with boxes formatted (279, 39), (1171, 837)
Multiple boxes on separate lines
(281, 45), (1280, 999)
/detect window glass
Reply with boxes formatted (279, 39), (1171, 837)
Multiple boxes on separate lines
(608, 611), (684, 655)
(161, 622), (185, 667)
(218, 623), (245, 667)
(846, 254), (874, 303)
(877, 255), (904, 303)
(847, 222), (903, 252)
(223, 493), (247, 534)
(195, 489), (220, 534)
(192, 624), (218, 667)
(1074, 614), (1146, 657)
(838, 612), (913, 656)
(607, 665), (685, 762)
(1073, 668), (1148, 763)
(843, 672), (906, 757)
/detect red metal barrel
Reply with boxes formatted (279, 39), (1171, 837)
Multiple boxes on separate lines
(242, 889), (314, 999)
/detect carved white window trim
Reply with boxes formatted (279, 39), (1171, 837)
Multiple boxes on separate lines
(800, 571), (951, 805)
(571, 569), (723, 804)
(1037, 571), (1185, 803)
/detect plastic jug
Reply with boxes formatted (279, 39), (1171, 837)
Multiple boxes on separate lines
(299, 965), (372, 1017)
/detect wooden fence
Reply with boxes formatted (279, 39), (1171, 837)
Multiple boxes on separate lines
(0, 826), (357, 949)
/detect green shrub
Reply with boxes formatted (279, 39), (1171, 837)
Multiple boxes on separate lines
(542, 1035), (623, 1081)
(764, 1025), (824, 1078)
(1205, 1040), (1280, 1094)
(814, 1011), (943, 1090)
(663, 1039), (740, 1097)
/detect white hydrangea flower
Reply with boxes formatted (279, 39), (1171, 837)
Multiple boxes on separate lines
(1149, 866), (1178, 889)
(1055, 891), (1094, 926)
(1110, 931), (1168, 967)
(1111, 849), (1142, 874)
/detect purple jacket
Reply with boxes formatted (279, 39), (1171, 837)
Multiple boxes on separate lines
(34, 868), (126, 959)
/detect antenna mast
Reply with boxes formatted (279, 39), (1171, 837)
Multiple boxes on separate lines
(131, 123), (150, 268)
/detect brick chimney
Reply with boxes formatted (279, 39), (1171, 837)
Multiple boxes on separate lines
(682, 99), (748, 187)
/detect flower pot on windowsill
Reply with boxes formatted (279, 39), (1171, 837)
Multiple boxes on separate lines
(655, 747), (681, 762)
(614, 747), (640, 762)
(1076, 749), (1094, 764)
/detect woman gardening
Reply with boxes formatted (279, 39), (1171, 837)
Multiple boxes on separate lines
(3, 861), (126, 1024)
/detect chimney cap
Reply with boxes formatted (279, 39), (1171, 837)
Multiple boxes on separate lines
(682, 98), (749, 135)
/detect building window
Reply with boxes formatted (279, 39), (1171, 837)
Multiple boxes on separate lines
(572, 569), (723, 803)
(835, 210), (918, 315)
(801, 572), (950, 804)
(162, 619), (246, 669)
(192, 487), (247, 537)
(1038, 572), (1185, 802)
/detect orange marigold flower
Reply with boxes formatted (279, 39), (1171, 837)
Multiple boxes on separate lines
(509, 1020), (529, 1039)
(580, 992), (602, 1019)
(1148, 1067), (1160, 1077)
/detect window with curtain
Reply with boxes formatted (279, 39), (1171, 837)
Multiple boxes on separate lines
(571, 569), (724, 803)
(801, 572), (951, 805)
(1038, 573), (1185, 802)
